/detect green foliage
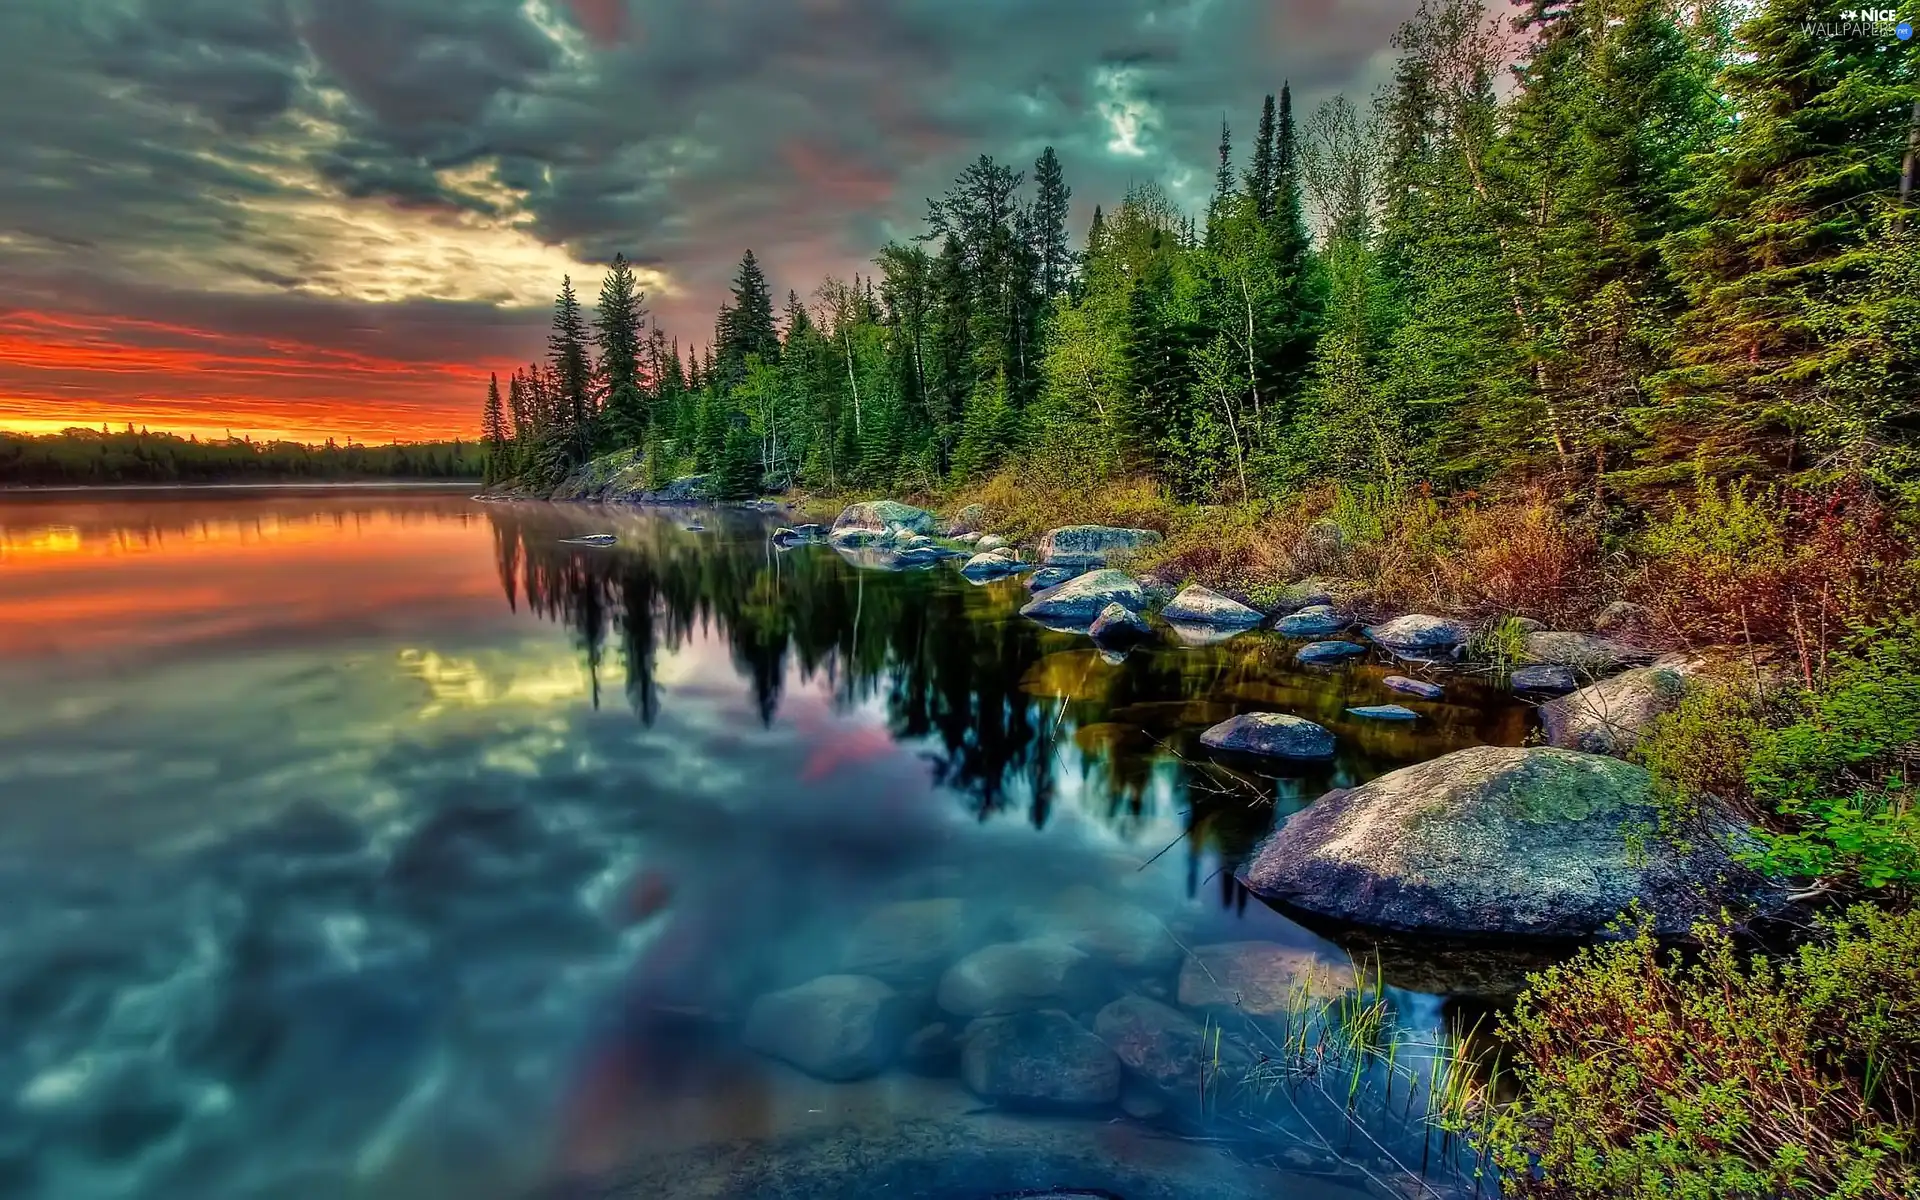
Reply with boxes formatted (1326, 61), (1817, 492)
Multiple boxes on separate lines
(1476, 907), (1920, 1199)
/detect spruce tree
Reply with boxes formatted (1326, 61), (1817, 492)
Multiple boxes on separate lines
(1031, 147), (1073, 298)
(481, 372), (508, 483)
(1247, 94), (1278, 223)
(595, 253), (648, 450)
(548, 276), (595, 469)
(1655, 0), (1920, 483)
(716, 250), (779, 389)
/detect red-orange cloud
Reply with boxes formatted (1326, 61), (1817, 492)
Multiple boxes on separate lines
(0, 308), (534, 443)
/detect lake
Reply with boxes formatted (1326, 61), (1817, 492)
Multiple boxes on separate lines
(0, 489), (1538, 1200)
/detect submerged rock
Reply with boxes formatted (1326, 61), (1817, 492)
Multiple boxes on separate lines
(1020, 569), (1146, 626)
(1383, 675), (1445, 700)
(1364, 614), (1472, 658)
(900, 1022), (960, 1074)
(741, 974), (909, 1081)
(937, 939), (1106, 1018)
(1541, 657), (1696, 756)
(1198, 713), (1335, 760)
(960, 1010), (1121, 1109)
(1160, 585), (1265, 629)
(1036, 525), (1163, 569)
(563, 533), (617, 546)
(830, 500), (938, 547)
(1295, 640), (1367, 666)
(1175, 942), (1355, 1012)
(1094, 995), (1250, 1099)
(1273, 604), (1347, 638)
(1239, 745), (1782, 937)
(1347, 704), (1418, 721)
(1511, 663), (1580, 696)
(1026, 885), (1181, 972)
(840, 898), (979, 986)
(1089, 601), (1151, 645)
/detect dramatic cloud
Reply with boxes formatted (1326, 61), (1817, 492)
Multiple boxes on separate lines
(0, 0), (1416, 441)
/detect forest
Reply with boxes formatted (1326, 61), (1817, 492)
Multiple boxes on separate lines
(482, 0), (1920, 1194)
(0, 427), (485, 486)
(486, 0), (1916, 513)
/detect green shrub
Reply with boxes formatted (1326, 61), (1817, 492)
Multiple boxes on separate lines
(1474, 906), (1920, 1199)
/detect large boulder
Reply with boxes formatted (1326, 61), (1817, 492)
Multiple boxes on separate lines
(740, 974), (910, 1081)
(960, 1010), (1121, 1109)
(1364, 615), (1472, 659)
(1094, 995), (1250, 1099)
(831, 500), (938, 547)
(1239, 745), (1779, 938)
(1541, 656), (1697, 757)
(1175, 942), (1355, 1012)
(1198, 713), (1335, 760)
(1037, 526), (1163, 570)
(1161, 585), (1265, 629)
(1511, 664), (1580, 696)
(1273, 605), (1348, 638)
(1522, 631), (1655, 676)
(1020, 569), (1146, 626)
(946, 504), (988, 536)
(937, 939), (1107, 1018)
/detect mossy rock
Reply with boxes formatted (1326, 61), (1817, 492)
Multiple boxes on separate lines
(1240, 746), (1784, 937)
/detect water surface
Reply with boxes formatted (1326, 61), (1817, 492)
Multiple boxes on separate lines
(0, 490), (1534, 1200)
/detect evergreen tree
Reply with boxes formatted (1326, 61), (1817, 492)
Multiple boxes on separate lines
(1031, 147), (1073, 298)
(548, 276), (595, 469)
(481, 372), (508, 483)
(595, 253), (649, 450)
(1247, 93), (1278, 223)
(715, 250), (779, 389)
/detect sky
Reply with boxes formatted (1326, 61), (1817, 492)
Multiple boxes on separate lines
(0, 0), (1419, 444)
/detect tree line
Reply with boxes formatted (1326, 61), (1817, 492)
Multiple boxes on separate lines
(487, 0), (1918, 506)
(0, 427), (484, 486)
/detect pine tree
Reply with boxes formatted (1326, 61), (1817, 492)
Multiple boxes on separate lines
(548, 276), (595, 469)
(481, 372), (508, 483)
(1247, 94), (1278, 223)
(715, 250), (779, 389)
(1031, 147), (1073, 298)
(595, 253), (648, 450)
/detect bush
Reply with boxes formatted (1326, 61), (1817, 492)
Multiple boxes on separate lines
(1476, 906), (1920, 1200)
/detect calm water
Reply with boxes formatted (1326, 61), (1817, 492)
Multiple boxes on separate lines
(0, 490), (1537, 1200)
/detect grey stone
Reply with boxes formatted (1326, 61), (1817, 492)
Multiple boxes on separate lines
(1523, 631), (1656, 675)
(1025, 886), (1181, 972)
(1089, 602), (1151, 645)
(1239, 745), (1784, 937)
(1020, 569), (1147, 626)
(937, 939), (1107, 1018)
(1176, 942), (1356, 1012)
(960, 1010), (1121, 1108)
(975, 534), (1009, 552)
(1295, 640), (1368, 666)
(1541, 657), (1697, 756)
(946, 504), (988, 536)
(830, 500), (938, 547)
(1273, 604), (1348, 637)
(1593, 600), (1655, 637)
(1347, 704), (1418, 721)
(1511, 664), (1580, 696)
(1160, 585), (1265, 629)
(901, 1022), (960, 1074)
(840, 898), (977, 986)
(1027, 566), (1077, 592)
(1383, 676), (1445, 700)
(741, 974), (909, 1081)
(1364, 614), (1472, 657)
(1094, 995), (1251, 1099)
(1198, 713), (1336, 759)
(1037, 526), (1164, 570)
(962, 551), (1030, 581)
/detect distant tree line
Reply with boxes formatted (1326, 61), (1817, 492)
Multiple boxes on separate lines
(493, 0), (1916, 505)
(0, 426), (484, 486)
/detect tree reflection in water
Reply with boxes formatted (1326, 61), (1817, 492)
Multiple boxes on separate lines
(487, 502), (1534, 893)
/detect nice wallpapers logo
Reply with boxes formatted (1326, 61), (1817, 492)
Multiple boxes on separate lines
(1808, 8), (1914, 39)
